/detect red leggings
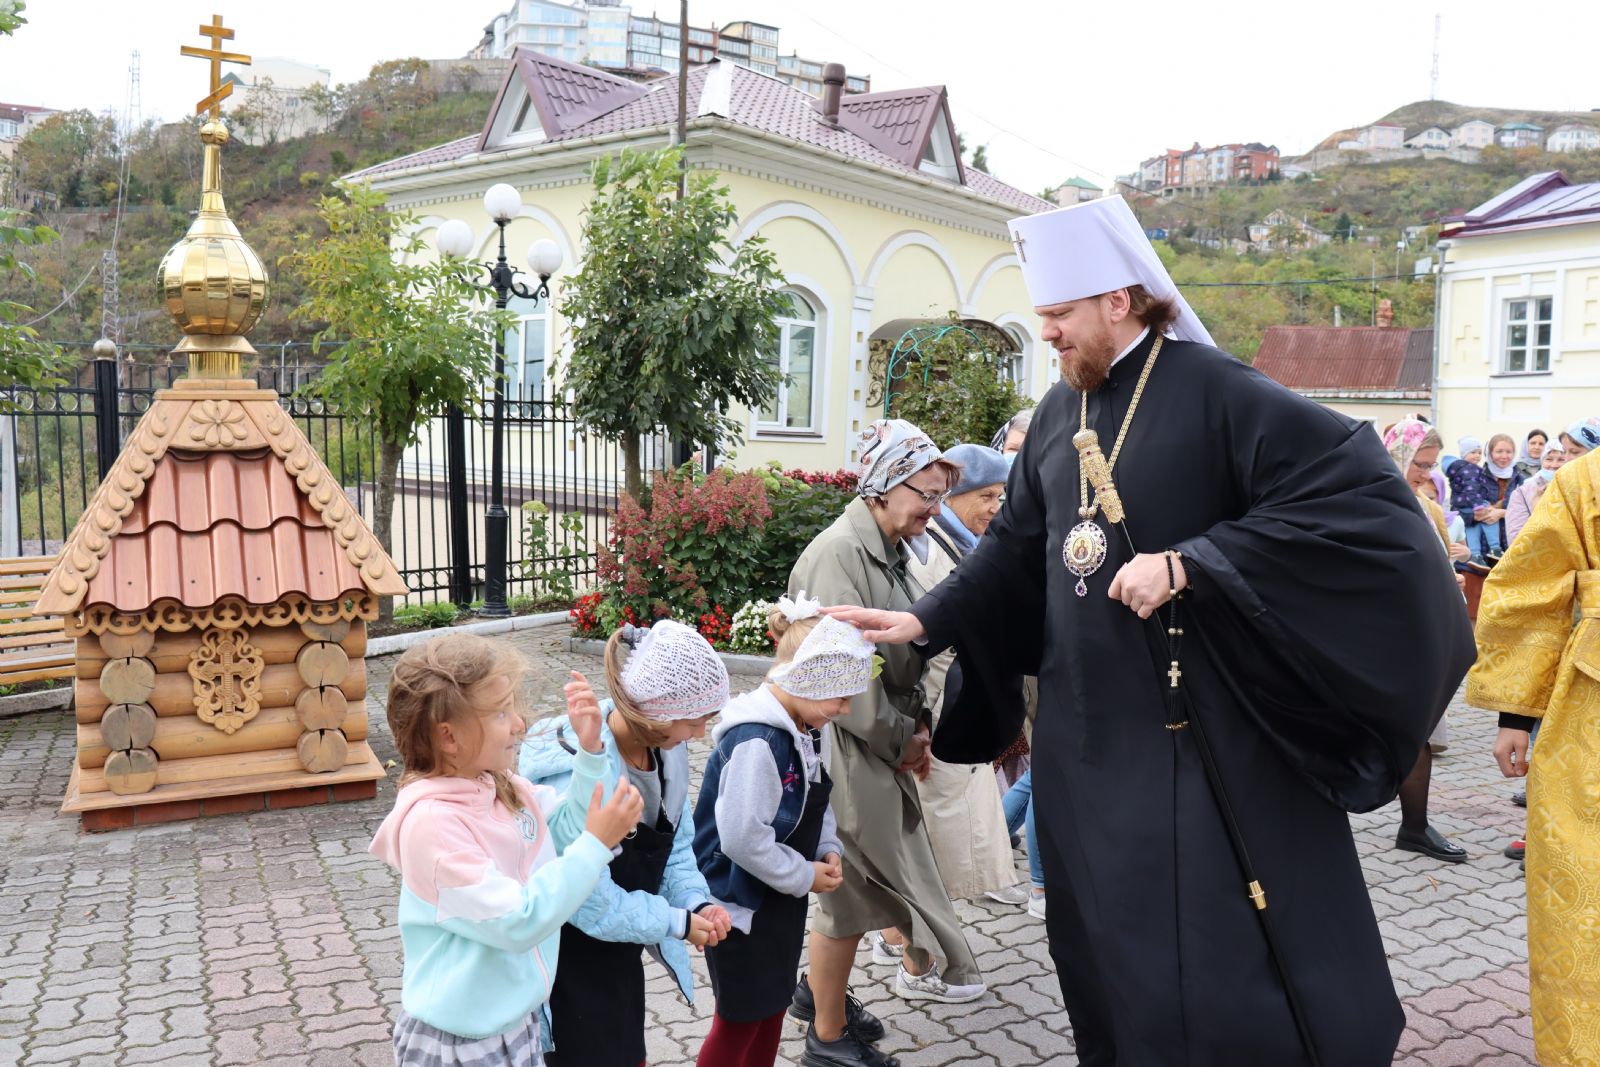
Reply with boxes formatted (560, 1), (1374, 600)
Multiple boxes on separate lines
(694, 1009), (786, 1067)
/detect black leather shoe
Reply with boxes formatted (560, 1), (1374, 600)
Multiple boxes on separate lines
(1396, 825), (1468, 863)
(802, 1023), (900, 1067)
(1512, 790), (1526, 808)
(789, 973), (886, 1043)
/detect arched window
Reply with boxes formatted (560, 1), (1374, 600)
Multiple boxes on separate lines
(1000, 325), (1028, 389)
(504, 288), (551, 399)
(758, 291), (819, 431)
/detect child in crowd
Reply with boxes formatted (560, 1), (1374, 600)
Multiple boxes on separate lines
(369, 633), (644, 1067)
(693, 595), (892, 1067)
(520, 620), (735, 1067)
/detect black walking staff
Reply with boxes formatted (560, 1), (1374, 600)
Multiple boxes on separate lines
(1074, 428), (1324, 1067)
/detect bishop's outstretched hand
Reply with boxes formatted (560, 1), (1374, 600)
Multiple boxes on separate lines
(821, 606), (925, 645)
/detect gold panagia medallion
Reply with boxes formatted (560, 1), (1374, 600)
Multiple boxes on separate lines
(1063, 520), (1108, 597)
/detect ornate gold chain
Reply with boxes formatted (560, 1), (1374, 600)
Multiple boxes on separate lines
(1078, 335), (1163, 520)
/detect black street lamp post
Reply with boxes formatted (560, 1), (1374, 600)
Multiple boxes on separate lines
(435, 185), (563, 617)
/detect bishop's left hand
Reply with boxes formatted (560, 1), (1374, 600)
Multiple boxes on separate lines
(1108, 553), (1187, 620)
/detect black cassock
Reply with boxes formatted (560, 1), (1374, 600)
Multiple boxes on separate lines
(914, 330), (1474, 1067)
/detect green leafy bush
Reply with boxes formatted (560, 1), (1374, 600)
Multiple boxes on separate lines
(393, 601), (461, 629)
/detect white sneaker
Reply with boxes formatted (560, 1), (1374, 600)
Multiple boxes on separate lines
(1026, 889), (1046, 920)
(985, 885), (1029, 906)
(869, 932), (904, 965)
(894, 963), (986, 1004)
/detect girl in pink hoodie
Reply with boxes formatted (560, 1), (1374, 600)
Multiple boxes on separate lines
(369, 633), (643, 1066)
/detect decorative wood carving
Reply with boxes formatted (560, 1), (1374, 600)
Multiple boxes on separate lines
(188, 629), (265, 735)
(67, 593), (376, 637)
(299, 618), (351, 644)
(175, 398), (266, 449)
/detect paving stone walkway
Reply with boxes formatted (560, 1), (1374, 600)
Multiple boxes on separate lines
(0, 624), (1535, 1066)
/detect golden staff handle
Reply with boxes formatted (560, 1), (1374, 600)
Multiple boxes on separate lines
(1072, 429), (1125, 524)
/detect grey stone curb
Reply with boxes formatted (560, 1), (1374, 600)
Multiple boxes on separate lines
(565, 636), (775, 676)
(367, 610), (572, 657)
(0, 685), (73, 720)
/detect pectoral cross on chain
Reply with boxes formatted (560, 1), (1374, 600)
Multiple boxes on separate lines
(1168, 660), (1183, 689)
(1011, 231), (1026, 263)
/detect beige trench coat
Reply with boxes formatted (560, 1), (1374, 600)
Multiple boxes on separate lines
(789, 498), (981, 983)
(906, 521), (1021, 900)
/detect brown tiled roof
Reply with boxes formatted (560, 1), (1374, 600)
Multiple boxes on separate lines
(36, 385), (406, 616)
(89, 450), (367, 611)
(353, 60), (1048, 214)
(1252, 326), (1433, 393)
(833, 87), (950, 170)
(477, 49), (647, 149)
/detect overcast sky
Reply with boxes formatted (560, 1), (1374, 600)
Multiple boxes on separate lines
(4, 0), (1598, 194)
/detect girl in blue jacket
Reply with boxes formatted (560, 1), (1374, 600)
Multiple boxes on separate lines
(520, 620), (734, 1067)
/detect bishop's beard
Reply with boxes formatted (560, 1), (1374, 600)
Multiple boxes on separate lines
(1060, 327), (1119, 392)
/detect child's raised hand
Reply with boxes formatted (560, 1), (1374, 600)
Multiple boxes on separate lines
(566, 671), (604, 754)
(810, 857), (843, 894)
(586, 782), (643, 849)
(685, 911), (716, 949)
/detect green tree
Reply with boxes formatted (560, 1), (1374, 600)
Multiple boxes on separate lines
(0, 1), (64, 400)
(1332, 212), (1355, 241)
(285, 184), (513, 613)
(887, 319), (1028, 449)
(970, 144), (989, 172)
(559, 147), (786, 498)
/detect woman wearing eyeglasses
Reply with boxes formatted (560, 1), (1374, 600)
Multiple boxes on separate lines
(782, 419), (981, 1067)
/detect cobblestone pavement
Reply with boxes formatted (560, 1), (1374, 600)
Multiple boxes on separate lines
(0, 625), (1534, 1066)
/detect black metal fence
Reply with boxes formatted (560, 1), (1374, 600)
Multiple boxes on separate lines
(1, 356), (669, 606)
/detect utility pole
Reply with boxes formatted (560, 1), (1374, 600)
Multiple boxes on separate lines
(676, 0), (689, 200)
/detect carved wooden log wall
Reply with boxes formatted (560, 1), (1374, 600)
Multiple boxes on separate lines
(293, 620), (360, 774)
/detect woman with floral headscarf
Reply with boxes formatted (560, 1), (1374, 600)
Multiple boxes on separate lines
(783, 419), (977, 1067)
(1381, 418), (1469, 863)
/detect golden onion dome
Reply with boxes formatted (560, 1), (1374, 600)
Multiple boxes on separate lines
(158, 119), (267, 376)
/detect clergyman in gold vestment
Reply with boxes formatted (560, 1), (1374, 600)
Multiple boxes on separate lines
(1467, 455), (1600, 1066)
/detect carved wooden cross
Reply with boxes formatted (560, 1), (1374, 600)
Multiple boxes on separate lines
(189, 629), (264, 734)
(180, 14), (252, 120)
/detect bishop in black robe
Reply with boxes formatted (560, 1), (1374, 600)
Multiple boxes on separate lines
(904, 327), (1475, 1066)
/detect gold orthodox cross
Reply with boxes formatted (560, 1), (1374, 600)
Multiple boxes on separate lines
(180, 14), (252, 119)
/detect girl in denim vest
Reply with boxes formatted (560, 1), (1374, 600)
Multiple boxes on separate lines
(693, 595), (895, 1067)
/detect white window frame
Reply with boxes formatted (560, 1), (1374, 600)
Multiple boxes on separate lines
(1500, 295), (1554, 376)
(756, 289), (823, 437)
(503, 291), (554, 400)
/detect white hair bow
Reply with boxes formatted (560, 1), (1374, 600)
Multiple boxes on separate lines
(776, 591), (823, 622)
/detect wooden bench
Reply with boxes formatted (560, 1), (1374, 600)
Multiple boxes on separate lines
(0, 555), (74, 689)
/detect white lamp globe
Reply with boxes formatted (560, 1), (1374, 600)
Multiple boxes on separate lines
(483, 183), (523, 223)
(527, 238), (563, 278)
(435, 219), (475, 258)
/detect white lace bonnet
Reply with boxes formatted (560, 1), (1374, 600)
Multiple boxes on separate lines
(766, 592), (878, 701)
(618, 620), (730, 720)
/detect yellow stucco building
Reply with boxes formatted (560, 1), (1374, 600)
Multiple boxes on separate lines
(1436, 172), (1600, 445)
(352, 50), (1052, 478)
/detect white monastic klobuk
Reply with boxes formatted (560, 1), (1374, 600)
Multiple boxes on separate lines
(1006, 195), (1215, 346)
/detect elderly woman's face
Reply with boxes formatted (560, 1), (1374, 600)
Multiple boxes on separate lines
(876, 468), (950, 542)
(1003, 428), (1028, 455)
(948, 484), (1005, 537)
(1407, 446), (1441, 490)
(1544, 448), (1567, 472)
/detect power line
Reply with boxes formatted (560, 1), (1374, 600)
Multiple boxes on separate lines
(21, 262), (98, 326)
(1177, 270), (1431, 289)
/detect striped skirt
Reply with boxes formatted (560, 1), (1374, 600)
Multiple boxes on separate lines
(392, 1009), (544, 1067)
